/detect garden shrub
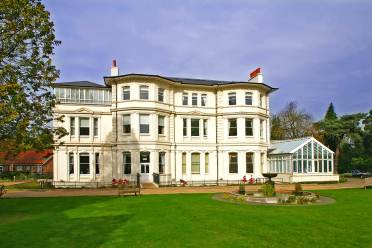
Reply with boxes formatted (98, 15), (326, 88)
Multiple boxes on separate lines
(238, 183), (246, 195)
(261, 183), (275, 197)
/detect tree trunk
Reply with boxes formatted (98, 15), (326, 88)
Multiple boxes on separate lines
(334, 145), (340, 174)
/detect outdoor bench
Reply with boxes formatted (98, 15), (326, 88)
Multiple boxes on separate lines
(118, 185), (140, 196)
(0, 185), (7, 198)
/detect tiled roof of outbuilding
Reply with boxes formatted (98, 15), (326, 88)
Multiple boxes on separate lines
(0, 150), (53, 165)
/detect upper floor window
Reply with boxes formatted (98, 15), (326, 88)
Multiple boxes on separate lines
(192, 93), (198, 106)
(201, 94), (207, 106)
(245, 118), (253, 136)
(191, 119), (200, 136)
(228, 92), (236, 105)
(140, 85), (149, 100)
(229, 152), (238, 173)
(203, 119), (208, 137)
(93, 118), (98, 136)
(260, 120), (264, 138)
(70, 117), (75, 136)
(139, 114), (150, 134)
(122, 86), (130, 100)
(246, 152), (254, 173)
(245, 92), (253, 105)
(158, 115), (165, 135)
(123, 115), (131, 134)
(259, 94), (264, 107)
(79, 153), (90, 175)
(182, 93), (188, 105)
(228, 118), (237, 136)
(79, 117), (90, 136)
(158, 88), (164, 102)
(55, 87), (111, 105)
(183, 118), (187, 136)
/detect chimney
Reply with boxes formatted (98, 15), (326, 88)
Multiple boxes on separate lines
(249, 67), (263, 83)
(111, 59), (119, 76)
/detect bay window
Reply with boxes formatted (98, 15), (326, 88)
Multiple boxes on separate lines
(122, 86), (130, 100)
(158, 115), (165, 135)
(191, 119), (200, 136)
(139, 114), (150, 134)
(140, 85), (149, 100)
(228, 118), (237, 136)
(228, 92), (236, 105)
(245, 118), (253, 136)
(123, 115), (131, 134)
(79, 117), (90, 136)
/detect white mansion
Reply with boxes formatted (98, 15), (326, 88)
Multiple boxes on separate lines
(52, 62), (339, 186)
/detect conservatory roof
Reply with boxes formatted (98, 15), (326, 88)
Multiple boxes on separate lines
(269, 137), (313, 155)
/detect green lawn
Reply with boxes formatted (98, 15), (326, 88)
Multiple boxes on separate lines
(0, 189), (371, 248)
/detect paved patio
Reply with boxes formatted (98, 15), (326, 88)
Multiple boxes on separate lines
(2, 178), (368, 198)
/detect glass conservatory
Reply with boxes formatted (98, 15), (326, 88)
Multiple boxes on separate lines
(268, 137), (334, 175)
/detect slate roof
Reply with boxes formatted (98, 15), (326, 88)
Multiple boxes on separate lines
(104, 73), (278, 91)
(53, 81), (108, 88)
(269, 137), (312, 155)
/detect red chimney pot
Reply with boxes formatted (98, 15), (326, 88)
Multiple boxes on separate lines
(112, 59), (117, 67)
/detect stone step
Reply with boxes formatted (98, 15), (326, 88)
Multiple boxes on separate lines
(141, 182), (158, 189)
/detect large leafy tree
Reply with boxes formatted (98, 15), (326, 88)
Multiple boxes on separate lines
(0, 0), (66, 155)
(270, 102), (313, 140)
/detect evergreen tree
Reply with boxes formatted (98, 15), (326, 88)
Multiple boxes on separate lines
(325, 102), (337, 120)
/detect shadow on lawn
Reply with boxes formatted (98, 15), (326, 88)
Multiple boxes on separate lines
(0, 196), (133, 248)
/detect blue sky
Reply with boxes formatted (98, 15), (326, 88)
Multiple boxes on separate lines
(43, 0), (372, 119)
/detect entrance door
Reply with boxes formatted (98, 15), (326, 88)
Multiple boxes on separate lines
(140, 151), (151, 182)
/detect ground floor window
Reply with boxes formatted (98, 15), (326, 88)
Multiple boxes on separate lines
(246, 152), (254, 173)
(69, 152), (74, 174)
(79, 153), (90, 175)
(191, 153), (200, 174)
(182, 152), (186, 175)
(229, 153), (238, 173)
(159, 152), (165, 174)
(123, 152), (131, 174)
(95, 153), (100, 174)
(0, 166), (3, 173)
(140, 151), (150, 174)
(205, 153), (209, 174)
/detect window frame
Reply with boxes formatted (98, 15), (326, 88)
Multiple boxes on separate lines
(245, 92), (253, 105)
(79, 117), (90, 136)
(123, 152), (131, 175)
(191, 153), (200, 174)
(70, 117), (75, 136)
(159, 152), (165, 174)
(229, 152), (238, 174)
(158, 115), (165, 135)
(158, 88), (164, 102)
(93, 118), (98, 137)
(191, 119), (200, 137)
(182, 92), (188, 106)
(228, 118), (237, 137)
(192, 93), (198, 106)
(122, 86), (130, 100)
(139, 85), (149, 100)
(123, 114), (131, 134)
(228, 92), (236, 105)
(68, 152), (74, 175)
(139, 114), (150, 134)
(79, 153), (90, 175)
(246, 152), (254, 173)
(203, 119), (208, 137)
(201, 94), (207, 106)
(95, 153), (100, 174)
(245, 118), (253, 136)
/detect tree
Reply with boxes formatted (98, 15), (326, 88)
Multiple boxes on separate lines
(0, 0), (66, 155)
(325, 102), (337, 120)
(316, 103), (366, 173)
(270, 102), (313, 140)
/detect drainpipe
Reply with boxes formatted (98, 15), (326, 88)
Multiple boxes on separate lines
(173, 88), (177, 182)
(215, 86), (219, 185)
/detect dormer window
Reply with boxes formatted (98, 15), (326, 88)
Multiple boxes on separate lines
(140, 85), (149, 100)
